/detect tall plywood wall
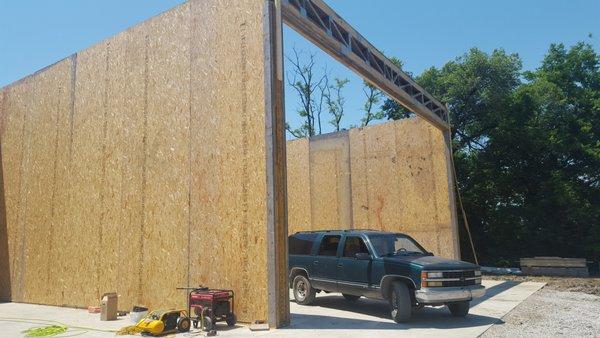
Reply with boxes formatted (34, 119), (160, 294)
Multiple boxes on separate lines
(0, 0), (288, 326)
(287, 118), (459, 259)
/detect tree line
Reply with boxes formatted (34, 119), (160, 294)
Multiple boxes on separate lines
(286, 41), (600, 265)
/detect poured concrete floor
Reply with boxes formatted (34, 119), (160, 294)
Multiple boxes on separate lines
(0, 280), (544, 337)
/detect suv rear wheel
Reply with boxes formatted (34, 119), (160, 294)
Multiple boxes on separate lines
(293, 275), (316, 305)
(389, 282), (412, 323)
(447, 301), (470, 317)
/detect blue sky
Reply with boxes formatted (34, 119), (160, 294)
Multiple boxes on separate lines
(1, 0), (598, 136)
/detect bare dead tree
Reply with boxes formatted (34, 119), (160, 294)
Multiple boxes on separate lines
(285, 48), (328, 138)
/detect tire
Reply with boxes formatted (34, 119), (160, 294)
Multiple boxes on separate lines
(225, 313), (237, 326)
(177, 317), (191, 333)
(293, 275), (316, 305)
(389, 282), (412, 323)
(412, 303), (425, 312)
(342, 294), (361, 301)
(447, 301), (470, 317)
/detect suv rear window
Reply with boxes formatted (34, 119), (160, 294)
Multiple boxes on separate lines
(289, 233), (319, 255)
(317, 235), (341, 256)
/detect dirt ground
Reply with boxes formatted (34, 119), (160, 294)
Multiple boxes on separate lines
(484, 274), (600, 296)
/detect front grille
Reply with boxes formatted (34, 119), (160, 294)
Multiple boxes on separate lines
(442, 279), (477, 287)
(443, 270), (475, 279)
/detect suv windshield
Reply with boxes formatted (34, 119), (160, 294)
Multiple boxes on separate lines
(368, 234), (426, 256)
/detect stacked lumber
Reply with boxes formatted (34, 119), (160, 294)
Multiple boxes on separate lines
(520, 257), (589, 277)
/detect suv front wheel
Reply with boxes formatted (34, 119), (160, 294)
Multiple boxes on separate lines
(293, 275), (316, 305)
(389, 282), (412, 323)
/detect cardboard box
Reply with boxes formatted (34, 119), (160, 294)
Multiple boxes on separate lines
(100, 293), (118, 321)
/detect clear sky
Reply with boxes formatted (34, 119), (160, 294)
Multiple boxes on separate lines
(1, 0), (598, 136)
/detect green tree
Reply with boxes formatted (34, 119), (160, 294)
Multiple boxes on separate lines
(387, 44), (600, 264)
(324, 78), (350, 132)
(360, 82), (384, 127)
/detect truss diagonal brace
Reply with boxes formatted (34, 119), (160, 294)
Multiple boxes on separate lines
(281, 0), (450, 130)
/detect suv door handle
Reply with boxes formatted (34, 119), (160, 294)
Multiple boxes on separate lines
(313, 261), (318, 265)
(337, 263), (343, 268)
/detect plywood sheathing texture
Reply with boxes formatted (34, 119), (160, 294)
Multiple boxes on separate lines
(287, 118), (458, 259)
(0, 87), (11, 301)
(0, 0), (286, 325)
(286, 138), (310, 234)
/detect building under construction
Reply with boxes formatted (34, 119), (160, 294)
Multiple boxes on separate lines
(0, 0), (458, 328)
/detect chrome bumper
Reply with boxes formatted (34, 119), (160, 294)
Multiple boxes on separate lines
(415, 285), (485, 304)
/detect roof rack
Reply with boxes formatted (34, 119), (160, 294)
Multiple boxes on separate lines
(294, 229), (382, 234)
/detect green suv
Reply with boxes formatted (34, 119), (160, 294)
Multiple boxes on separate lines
(288, 230), (485, 323)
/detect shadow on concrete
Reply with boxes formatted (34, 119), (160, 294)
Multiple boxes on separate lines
(471, 281), (520, 307)
(0, 146), (11, 302)
(289, 311), (504, 330)
(286, 281), (518, 330)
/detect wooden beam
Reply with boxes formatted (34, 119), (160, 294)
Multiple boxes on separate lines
(281, 0), (450, 131)
(264, 0), (290, 328)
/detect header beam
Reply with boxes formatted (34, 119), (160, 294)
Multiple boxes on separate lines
(282, 0), (450, 130)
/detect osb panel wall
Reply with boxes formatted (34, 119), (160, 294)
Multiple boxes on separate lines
(286, 139), (311, 236)
(0, 0), (282, 323)
(0, 88), (11, 301)
(286, 118), (458, 259)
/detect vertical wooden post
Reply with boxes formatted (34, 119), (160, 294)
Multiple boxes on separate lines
(444, 129), (461, 260)
(264, 0), (290, 328)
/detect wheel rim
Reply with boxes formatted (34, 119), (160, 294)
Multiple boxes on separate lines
(296, 280), (307, 300)
(390, 290), (399, 317)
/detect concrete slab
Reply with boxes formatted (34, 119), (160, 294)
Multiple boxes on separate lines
(0, 280), (545, 338)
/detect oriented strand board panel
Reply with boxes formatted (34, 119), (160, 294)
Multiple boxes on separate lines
(140, 3), (190, 312)
(0, 0), (287, 325)
(309, 133), (352, 230)
(287, 118), (458, 259)
(0, 88), (10, 301)
(286, 139), (310, 234)
(187, 0), (272, 322)
(1, 78), (34, 303)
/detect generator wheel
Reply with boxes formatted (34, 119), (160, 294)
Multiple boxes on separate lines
(177, 317), (191, 332)
(203, 316), (213, 331)
(225, 313), (237, 326)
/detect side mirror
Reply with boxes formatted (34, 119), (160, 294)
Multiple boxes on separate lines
(355, 252), (371, 260)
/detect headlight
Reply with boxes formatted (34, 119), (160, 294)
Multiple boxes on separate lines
(474, 278), (482, 284)
(427, 271), (444, 278)
(474, 270), (482, 276)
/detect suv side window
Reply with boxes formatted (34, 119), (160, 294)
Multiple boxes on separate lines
(317, 235), (341, 256)
(343, 236), (370, 257)
(289, 233), (319, 255)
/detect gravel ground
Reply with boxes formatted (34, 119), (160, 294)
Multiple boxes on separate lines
(482, 287), (600, 337)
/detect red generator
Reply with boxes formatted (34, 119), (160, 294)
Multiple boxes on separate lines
(188, 287), (236, 331)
